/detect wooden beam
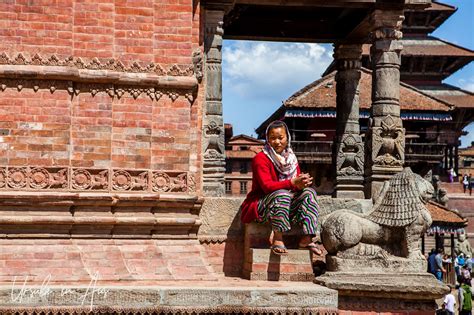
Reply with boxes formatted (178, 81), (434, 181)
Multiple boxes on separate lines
(232, 0), (376, 8)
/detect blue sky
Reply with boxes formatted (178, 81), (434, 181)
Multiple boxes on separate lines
(222, 0), (474, 146)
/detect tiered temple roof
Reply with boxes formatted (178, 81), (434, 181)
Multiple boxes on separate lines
(256, 68), (453, 136)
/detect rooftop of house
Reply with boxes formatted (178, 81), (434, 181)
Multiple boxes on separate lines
(283, 68), (453, 111)
(256, 68), (457, 135)
(361, 37), (474, 57)
(415, 83), (474, 109)
(426, 201), (467, 227)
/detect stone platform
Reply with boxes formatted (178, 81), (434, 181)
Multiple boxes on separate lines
(0, 278), (338, 314)
(315, 272), (448, 313)
(0, 239), (217, 284)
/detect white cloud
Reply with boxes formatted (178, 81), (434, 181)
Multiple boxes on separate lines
(223, 41), (332, 100)
(459, 79), (474, 93)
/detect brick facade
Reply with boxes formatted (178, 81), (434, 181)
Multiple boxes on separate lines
(0, 0), (202, 190)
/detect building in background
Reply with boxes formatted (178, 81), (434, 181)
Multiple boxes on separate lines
(224, 124), (263, 196)
(256, 68), (455, 194)
(458, 144), (474, 177)
(325, 1), (474, 177)
(256, 0), (474, 195)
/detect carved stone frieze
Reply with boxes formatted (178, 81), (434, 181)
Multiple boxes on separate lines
(0, 167), (69, 190)
(0, 166), (192, 193)
(192, 49), (203, 82)
(371, 115), (405, 167)
(151, 171), (188, 192)
(203, 119), (225, 160)
(336, 134), (364, 176)
(0, 305), (338, 315)
(71, 168), (109, 190)
(369, 10), (404, 41)
(0, 79), (195, 103)
(187, 173), (196, 193)
(0, 52), (195, 76)
(112, 169), (148, 191)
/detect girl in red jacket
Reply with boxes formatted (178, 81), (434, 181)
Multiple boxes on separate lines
(240, 120), (321, 256)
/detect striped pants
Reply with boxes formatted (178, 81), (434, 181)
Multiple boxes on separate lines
(257, 188), (320, 235)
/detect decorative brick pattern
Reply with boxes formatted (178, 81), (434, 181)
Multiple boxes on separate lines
(0, 52), (195, 75)
(0, 166), (192, 193)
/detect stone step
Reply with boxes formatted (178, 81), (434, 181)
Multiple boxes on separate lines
(243, 248), (315, 282)
(0, 279), (338, 314)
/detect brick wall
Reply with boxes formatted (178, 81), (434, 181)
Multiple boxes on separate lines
(0, 0), (201, 186)
(0, 0), (197, 64)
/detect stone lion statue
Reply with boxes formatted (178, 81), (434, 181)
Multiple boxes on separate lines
(321, 168), (433, 260)
(454, 232), (473, 258)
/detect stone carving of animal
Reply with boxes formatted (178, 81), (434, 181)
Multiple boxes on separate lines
(321, 168), (433, 259)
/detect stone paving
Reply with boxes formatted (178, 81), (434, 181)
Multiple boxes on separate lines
(0, 277), (339, 314)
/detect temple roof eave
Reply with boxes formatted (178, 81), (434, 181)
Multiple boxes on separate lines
(282, 68), (453, 111)
(427, 201), (468, 227)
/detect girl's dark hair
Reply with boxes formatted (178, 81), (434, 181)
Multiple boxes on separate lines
(266, 120), (287, 134)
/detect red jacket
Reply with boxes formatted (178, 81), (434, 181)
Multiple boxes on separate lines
(240, 151), (301, 223)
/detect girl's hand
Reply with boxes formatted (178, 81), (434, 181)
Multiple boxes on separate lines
(291, 173), (313, 190)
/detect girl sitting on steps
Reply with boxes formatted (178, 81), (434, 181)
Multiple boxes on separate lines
(240, 120), (322, 256)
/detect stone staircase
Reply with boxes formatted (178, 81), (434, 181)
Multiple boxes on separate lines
(243, 223), (321, 281)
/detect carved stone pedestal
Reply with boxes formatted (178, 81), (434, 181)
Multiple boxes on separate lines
(326, 254), (427, 274)
(316, 273), (448, 314)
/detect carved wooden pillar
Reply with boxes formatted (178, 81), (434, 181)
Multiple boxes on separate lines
(455, 143), (459, 176)
(333, 44), (364, 199)
(203, 10), (226, 196)
(365, 10), (405, 199)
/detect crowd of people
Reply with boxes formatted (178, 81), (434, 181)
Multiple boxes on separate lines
(430, 249), (473, 314)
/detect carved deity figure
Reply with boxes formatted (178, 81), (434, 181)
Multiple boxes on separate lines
(321, 168), (433, 260)
(454, 232), (473, 258)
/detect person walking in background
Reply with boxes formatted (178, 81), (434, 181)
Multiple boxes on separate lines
(443, 287), (456, 315)
(448, 168), (456, 183)
(428, 248), (437, 275)
(463, 174), (469, 194)
(469, 174), (473, 196)
(459, 277), (473, 315)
